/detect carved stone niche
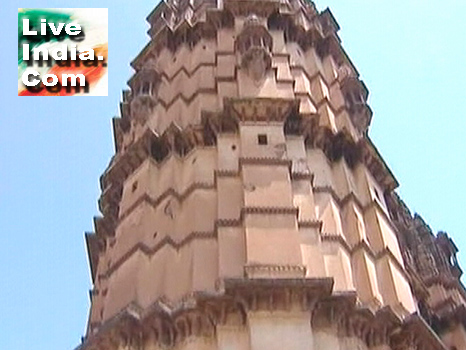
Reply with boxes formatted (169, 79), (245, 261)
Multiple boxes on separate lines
(128, 66), (160, 124)
(436, 231), (463, 279)
(338, 64), (372, 133)
(235, 14), (273, 82)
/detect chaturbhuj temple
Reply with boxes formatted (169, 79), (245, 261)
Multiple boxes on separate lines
(78, 0), (466, 349)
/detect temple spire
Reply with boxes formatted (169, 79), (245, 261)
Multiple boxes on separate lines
(78, 1), (466, 349)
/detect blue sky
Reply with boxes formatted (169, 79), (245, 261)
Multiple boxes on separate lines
(1, 1), (465, 349)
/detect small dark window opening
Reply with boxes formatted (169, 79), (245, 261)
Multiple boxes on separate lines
(141, 82), (151, 95)
(258, 134), (268, 145)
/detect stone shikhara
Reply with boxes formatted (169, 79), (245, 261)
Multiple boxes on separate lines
(78, 1), (466, 350)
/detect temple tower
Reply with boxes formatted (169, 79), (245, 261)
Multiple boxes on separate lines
(79, 1), (466, 349)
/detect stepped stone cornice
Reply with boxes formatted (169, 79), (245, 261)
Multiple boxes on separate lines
(98, 231), (217, 281)
(313, 186), (398, 236)
(118, 182), (215, 223)
(244, 264), (307, 278)
(226, 97), (299, 123)
(78, 278), (447, 350)
(297, 219), (322, 229)
(320, 234), (410, 285)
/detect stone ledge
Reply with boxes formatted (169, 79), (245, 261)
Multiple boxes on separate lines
(77, 278), (447, 350)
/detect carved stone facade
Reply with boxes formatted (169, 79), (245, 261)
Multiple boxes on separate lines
(79, 0), (466, 349)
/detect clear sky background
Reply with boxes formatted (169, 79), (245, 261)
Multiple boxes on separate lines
(0, 1), (465, 349)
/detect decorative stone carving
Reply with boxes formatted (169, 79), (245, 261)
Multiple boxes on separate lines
(128, 66), (160, 124)
(337, 64), (355, 83)
(226, 98), (298, 123)
(338, 67), (372, 133)
(236, 14), (273, 82)
(241, 46), (272, 81)
(130, 97), (156, 125)
(244, 13), (261, 27)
